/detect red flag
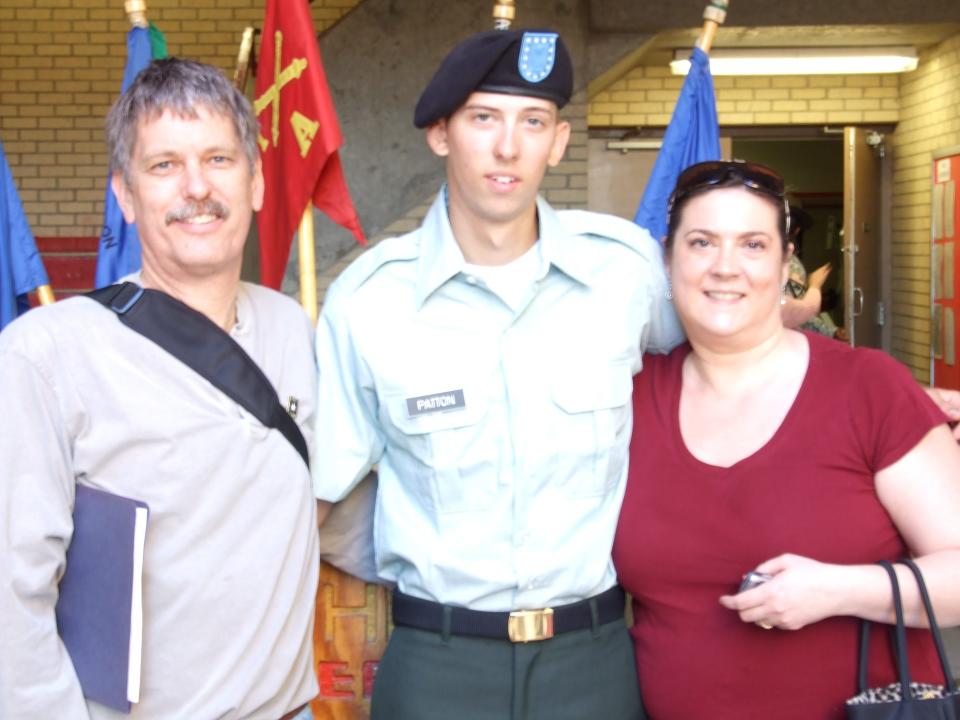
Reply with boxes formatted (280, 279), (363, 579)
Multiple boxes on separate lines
(254, 0), (365, 290)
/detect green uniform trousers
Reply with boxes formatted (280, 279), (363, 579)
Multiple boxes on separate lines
(370, 616), (645, 720)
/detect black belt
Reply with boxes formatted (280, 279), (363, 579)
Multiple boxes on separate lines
(392, 586), (626, 643)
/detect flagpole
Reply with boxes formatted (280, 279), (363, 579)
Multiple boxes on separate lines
(695, 0), (729, 53)
(120, 0), (147, 295)
(298, 208), (317, 324)
(36, 284), (54, 305)
(233, 27), (256, 91)
(292, 17), (316, 322)
(492, 0), (515, 30)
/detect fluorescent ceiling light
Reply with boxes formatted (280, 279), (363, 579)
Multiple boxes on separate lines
(670, 46), (918, 76)
(606, 139), (663, 152)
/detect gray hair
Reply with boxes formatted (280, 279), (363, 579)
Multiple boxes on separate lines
(106, 57), (260, 182)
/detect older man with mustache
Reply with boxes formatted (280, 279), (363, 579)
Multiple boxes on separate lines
(0, 58), (319, 720)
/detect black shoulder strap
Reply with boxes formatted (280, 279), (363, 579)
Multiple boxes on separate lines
(87, 282), (309, 468)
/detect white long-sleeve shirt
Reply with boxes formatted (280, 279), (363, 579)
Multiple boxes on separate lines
(0, 282), (319, 719)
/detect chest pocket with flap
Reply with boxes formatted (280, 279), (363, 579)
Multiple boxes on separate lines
(383, 383), (496, 514)
(548, 361), (633, 497)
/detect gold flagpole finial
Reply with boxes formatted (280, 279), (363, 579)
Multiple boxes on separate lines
(493, 0), (516, 30)
(124, 0), (149, 29)
(696, 0), (729, 53)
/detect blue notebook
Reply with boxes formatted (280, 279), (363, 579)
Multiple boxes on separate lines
(55, 484), (149, 713)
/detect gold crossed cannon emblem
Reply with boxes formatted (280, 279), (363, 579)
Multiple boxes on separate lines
(254, 30), (320, 158)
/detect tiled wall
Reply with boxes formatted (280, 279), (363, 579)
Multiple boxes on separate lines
(589, 67), (900, 128)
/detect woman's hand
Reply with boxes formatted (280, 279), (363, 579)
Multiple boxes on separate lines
(807, 262), (832, 291)
(924, 387), (960, 439)
(718, 554), (859, 630)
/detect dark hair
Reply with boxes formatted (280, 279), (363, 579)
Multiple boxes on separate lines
(788, 204), (813, 257)
(106, 57), (259, 182)
(664, 162), (790, 254)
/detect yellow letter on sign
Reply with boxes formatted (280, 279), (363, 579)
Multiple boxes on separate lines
(290, 111), (320, 158)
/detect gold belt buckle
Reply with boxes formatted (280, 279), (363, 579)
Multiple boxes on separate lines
(507, 607), (555, 643)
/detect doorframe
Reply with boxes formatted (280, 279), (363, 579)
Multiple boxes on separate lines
(880, 141), (893, 354)
(726, 125), (894, 352)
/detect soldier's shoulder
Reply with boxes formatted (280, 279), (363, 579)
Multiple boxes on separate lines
(558, 209), (664, 260)
(328, 230), (421, 298)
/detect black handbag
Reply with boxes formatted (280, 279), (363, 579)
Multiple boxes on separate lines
(846, 558), (960, 719)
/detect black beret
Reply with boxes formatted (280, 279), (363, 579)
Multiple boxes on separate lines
(414, 29), (573, 128)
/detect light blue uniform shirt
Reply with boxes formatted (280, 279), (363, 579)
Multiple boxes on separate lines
(314, 190), (683, 611)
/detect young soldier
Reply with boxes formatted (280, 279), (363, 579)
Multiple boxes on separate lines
(313, 30), (682, 719)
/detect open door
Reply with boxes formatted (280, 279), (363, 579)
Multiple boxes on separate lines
(843, 127), (884, 348)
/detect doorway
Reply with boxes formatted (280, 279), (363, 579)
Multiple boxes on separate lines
(588, 131), (889, 350)
(732, 138), (846, 340)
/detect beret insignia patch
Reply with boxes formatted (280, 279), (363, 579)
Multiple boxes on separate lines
(518, 32), (557, 84)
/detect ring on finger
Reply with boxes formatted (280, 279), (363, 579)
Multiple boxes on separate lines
(756, 620), (774, 630)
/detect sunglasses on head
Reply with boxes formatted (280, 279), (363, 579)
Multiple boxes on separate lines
(667, 160), (790, 233)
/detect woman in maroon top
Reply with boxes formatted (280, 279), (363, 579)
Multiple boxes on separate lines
(613, 161), (960, 719)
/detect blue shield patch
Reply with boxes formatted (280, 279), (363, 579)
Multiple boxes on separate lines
(518, 32), (558, 84)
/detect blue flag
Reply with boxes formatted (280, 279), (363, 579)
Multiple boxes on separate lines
(0, 138), (49, 331)
(94, 26), (154, 288)
(634, 47), (721, 242)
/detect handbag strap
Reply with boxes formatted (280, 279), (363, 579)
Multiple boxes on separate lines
(857, 560), (912, 696)
(86, 282), (309, 469)
(898, 558), (958, 693)
(883, 560), (914, 698)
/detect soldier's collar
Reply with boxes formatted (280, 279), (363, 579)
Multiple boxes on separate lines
(535, 197), (593, 288)
(415, 189), (466, 307)
(414, 189), (592, 307)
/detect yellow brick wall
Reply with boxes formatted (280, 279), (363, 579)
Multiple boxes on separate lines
(589, 66), (900, 128)
(0, 0), (361, 236)
(890, 34), (960, 380)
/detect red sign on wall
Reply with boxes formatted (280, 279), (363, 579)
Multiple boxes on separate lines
(933, 150), (960, 389)
(310, 564), (389, 720)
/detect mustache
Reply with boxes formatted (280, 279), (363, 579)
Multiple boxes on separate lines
(164, 200), (229, 225)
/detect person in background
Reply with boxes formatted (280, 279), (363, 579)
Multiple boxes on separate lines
(781, 203), (844, 338)
(613, 160), (960, 719)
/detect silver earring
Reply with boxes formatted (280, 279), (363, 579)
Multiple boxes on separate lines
(780, 286), (786, 305)
(666, 284), (673, 301)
